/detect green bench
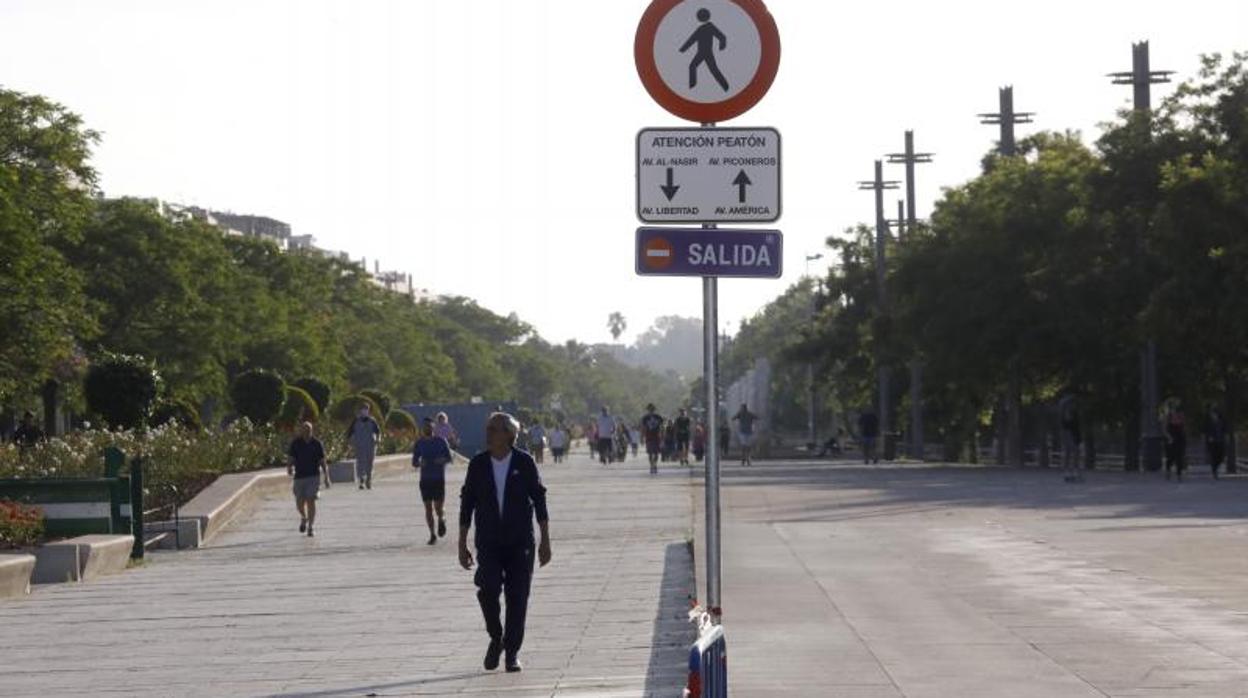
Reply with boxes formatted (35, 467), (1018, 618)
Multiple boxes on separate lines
(0, 447), (146, 559)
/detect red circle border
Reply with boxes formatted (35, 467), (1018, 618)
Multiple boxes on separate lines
(635, 0), (781, 124)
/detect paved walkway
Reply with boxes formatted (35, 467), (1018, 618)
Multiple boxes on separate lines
(704, 459), (1248, 697)
(0, 451), (695, 698)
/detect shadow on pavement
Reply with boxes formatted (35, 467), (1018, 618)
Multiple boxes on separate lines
(644, 542), (696, 697)
(724, 461), (1248, 523)
(259, 671), (481, 698)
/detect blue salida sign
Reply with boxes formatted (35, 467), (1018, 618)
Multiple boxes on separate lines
(635, 227), (783, 279)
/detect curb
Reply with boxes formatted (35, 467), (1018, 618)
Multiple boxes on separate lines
(32, 534), (133, 584)
(0, 553), (35, 598)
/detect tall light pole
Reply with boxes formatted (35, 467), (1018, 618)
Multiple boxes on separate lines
(887, 132), (933, 461)
(804, 253), (824, 450)
(859, 162), (900, 451)
(1110, 41), (1172, 473)
(979, 87), (1035, 466)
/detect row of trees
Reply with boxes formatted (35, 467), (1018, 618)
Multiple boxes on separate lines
(0, 87), (685, 431)
(726, 52), (1248, 465)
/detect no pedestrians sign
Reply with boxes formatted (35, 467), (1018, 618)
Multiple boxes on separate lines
(635, 0), (781, 124)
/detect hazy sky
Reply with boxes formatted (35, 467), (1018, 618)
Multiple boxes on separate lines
(1, 0), (1244, 345)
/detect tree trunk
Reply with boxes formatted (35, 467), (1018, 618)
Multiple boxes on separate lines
(41, 379), (60, 438)
(1084, 426), (1097, 470)
(1124, 414), (1140, 471)
(1007, 361), (1023, 466)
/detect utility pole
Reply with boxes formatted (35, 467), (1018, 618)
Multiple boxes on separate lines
(1110, 41), (1172, 473)
(886, 132), (933, 461)
(805, 253), (824, 451)
(859, 162), (900, 453)
(979, 87), (1035, 467)
(978, 86), (1035, 157)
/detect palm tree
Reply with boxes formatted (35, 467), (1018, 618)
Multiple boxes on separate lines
(607, 312), (627, 341)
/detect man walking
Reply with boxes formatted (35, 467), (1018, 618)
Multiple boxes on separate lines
(413, 418), (453, 545)
(595, 406), (617, 465)
(459, 412), (552, 673)
(674, 408), (692, 466)
(733, 403), (758, 466)
(640, 404), (664, 474)
(1058, 394), (1083, 483)
(288, 421), (330, 537)
(548, 424), (568, 464)
(347, 403), (381, 490)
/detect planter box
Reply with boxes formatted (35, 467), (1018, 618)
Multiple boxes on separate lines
(0, 553), (36, 598)
(32, 534), (133, 584)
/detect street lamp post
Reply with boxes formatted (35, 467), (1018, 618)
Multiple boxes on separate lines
(804, 253), (824, 451)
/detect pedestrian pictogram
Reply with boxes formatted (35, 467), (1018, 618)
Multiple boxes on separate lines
(681, 9), (730, 92)
(635, 0), (781, 124)
(636, 127), (781, 223)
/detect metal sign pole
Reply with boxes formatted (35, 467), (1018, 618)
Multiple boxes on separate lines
(703, 265), (722, 621)
(702, 117), (722, 623)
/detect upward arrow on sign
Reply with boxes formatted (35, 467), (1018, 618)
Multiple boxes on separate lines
(660, 167), (680, 201)
(732, 169), (753, 203)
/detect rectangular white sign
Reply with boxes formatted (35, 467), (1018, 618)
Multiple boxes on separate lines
(636, 127), (781, 224)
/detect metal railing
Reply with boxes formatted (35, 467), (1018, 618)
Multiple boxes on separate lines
(685, 611), (727, 698)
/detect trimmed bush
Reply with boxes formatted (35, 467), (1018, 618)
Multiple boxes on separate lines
(385, 408), (418, 437)
(277, 386), (319, 431)
(293, 377), (331, 413)
(328, 394), (383, 424)
(358, 388), (393, 418)
(230, 370), (285, 425)
(149, 398), (202, 431)
(84, 354), (159, 430)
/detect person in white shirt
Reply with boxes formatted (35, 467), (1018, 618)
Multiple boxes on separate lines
(548, 425), (568, 463)
(528, 423), (547, 464)
(594, 407), (617, 465)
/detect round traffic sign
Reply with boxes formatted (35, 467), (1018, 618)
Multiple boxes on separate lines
(635, 0), (780, 124)
(642, 236), (675, 270)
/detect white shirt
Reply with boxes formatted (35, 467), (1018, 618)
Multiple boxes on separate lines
(491, 452), (512, 515)
(595, 414), (616, 437)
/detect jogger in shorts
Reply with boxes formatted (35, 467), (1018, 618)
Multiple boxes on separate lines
(413, 418), (454, 545)
(288, 421), (330, 537)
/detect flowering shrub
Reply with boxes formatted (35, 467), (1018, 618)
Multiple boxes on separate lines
(0, 421), (350, 513)
(0, 500), (44, 548)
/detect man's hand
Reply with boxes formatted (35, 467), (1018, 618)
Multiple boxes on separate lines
(458, 543), (474, 570)
(538, 538), (552, 567)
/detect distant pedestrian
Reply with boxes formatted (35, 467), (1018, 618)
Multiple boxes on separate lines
(548, 425), (568, 463)
(288, 421), (330, 537)
(458, 412), (552, 673)
(594, 407), (617, 465)
(529, 423), (547, 464)
(858, 410), (880, 464)
(413, 418), (454, 545)
(629, 425), (639, 458)
(1164, 401), (1188, 482)
(435, 412), (460, 451)
(346, 403), (381, 490)
(1204, 406), (1227, 480)
(674, 409), (692, 465)
(719, 422), (731, 458)
(586, 420), (598, 460)
(1058, 394), (1083, 483)
(640, 404), (664, 474)
(733, 404), (758, 466)
(11, 411), (44, 451)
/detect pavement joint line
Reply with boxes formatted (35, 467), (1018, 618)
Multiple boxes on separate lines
(770, 520), (909, 697)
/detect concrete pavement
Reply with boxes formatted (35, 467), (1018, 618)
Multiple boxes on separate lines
(702, 459), (1248, 697)
(0, 450), (695, 697)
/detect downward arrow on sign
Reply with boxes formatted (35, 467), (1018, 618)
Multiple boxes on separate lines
(660, 167), (680, 201)
(732, 169), (753, 203)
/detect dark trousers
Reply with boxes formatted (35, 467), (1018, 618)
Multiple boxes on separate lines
(1165, 438), (1187, 474)
(474, 542), (535, 655)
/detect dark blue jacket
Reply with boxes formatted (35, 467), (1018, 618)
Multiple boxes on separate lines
(459, 448), (548, 549)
